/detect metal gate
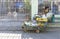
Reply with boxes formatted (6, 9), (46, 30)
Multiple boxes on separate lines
(0, 0), (31, 30)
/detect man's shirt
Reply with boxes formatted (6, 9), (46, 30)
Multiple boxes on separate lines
(42, 11), (53, 19)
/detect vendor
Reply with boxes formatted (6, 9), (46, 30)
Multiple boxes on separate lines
(24, 15), (37, 26)
(24, 15), (31, 26)
(42, 6), (54, 22)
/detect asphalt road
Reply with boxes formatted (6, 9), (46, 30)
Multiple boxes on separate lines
(0, 13), (27, 30)
(21, 31), (60, 39)
(0, 30), (60, 39)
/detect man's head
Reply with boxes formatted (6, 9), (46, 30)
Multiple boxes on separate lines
(44, 6), (49, 14)
(26, 15), (31, 21)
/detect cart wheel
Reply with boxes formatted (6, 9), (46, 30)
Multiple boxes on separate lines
(36, 30), (40, 33)
(24, 29), (27, 32)
(23, 27), (27, 32)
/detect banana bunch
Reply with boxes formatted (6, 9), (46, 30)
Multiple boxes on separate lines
(36, 18), (48, 22)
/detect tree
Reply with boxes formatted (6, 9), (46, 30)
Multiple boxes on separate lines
(24, 0), (31, 13)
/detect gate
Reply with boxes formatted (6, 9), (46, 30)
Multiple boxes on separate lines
(0, 0), (31, 30)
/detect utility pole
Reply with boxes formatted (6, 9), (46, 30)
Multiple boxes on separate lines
(31, 0), (38, 20)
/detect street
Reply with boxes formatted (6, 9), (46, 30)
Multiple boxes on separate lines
(0, 30), (59, 39)
(0, 13), (27, 30)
